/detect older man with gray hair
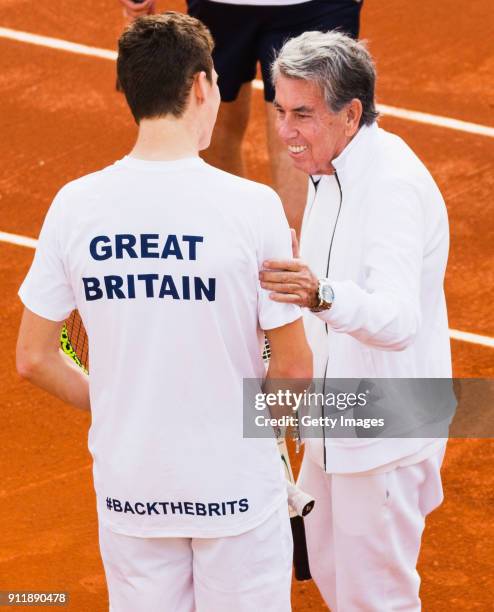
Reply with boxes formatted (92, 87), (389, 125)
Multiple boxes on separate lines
(260, 31), (451, 610)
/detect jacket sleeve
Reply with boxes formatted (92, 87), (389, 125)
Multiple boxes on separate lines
(317, 179), (424, 350)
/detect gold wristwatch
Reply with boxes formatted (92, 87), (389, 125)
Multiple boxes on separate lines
(310, 279), (334, 312)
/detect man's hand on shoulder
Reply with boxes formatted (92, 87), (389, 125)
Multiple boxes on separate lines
(259, 259), (319, 308)
(260, 231), (319, 309)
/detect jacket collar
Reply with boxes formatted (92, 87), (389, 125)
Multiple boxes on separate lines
(331, 122), (379, 188)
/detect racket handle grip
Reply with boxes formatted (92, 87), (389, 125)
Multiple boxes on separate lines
(287, 481), (315, 517)
(291, 515), (312, 581)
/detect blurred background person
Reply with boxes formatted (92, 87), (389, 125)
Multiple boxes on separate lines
(118, 0), (364, 235)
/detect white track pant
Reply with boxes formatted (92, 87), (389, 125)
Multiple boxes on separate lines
(99, 505), (293, 612)
(298, 448), (446, 611)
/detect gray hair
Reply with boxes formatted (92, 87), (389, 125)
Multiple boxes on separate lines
(272, 31), (378, 127)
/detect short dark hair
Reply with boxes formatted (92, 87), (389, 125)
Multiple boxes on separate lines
(117, 12), (214, 123)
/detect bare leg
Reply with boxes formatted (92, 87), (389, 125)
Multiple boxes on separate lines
(202, 82), (252, 177)
(265, 101), (308, 237)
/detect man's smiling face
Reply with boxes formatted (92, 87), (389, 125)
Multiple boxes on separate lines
(273, 75), (352, 176)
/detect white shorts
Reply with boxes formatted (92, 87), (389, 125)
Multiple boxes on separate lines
(98, 504), (293, 612)
(298, 446), (446, 612)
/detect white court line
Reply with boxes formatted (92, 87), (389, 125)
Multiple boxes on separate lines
(1, 25), (494, 139)
(449, 329), (494, 349)
(376, 104), (494, 139)
(0, 230), (37, 249)
(2, 230), (493, 350)
(0, 26), (117, 60)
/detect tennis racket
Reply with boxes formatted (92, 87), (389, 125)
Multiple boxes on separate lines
(263, 337), (313, 581)
(60, 310), (88, 371)
(61, 316), (313, 580)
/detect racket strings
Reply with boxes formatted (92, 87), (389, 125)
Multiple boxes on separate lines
(65, 310), (89, 371)
(262, 336), (271, 363)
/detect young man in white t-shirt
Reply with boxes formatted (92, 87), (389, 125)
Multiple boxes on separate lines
(16, 13), (312, 612)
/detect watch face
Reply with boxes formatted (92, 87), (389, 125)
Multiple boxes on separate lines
(321, 283), (334, 304)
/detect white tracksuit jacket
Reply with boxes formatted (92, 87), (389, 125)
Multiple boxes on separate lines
(304, 122), (452, 473)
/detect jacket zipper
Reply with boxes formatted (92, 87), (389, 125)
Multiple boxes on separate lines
(321, 171), (343, 471)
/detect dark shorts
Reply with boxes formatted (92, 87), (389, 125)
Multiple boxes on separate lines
(187, 0), (363, 102)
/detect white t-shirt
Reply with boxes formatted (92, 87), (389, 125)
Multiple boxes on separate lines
(19, 156), (301, 538)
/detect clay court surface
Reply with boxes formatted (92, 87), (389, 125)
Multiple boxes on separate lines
(1, 0), (493, 609)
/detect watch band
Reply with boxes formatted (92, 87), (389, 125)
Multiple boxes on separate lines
(310, 279), (334, 313)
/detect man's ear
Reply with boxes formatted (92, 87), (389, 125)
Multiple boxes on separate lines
(193, 71), (209, 105)
(345, 98), (363, 137)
